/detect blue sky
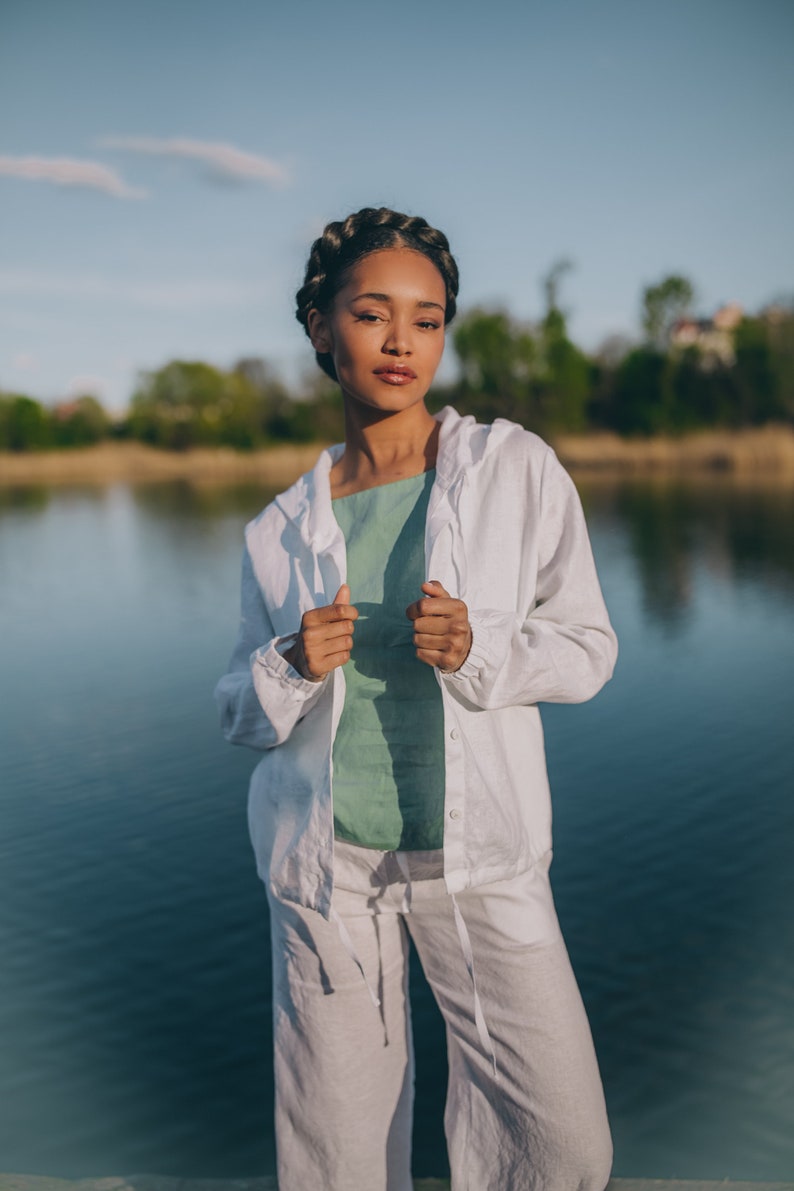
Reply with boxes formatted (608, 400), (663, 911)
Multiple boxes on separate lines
(1, 0), (792, 412)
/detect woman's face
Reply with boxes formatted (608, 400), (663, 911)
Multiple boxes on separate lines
(308, 248), (447, 415)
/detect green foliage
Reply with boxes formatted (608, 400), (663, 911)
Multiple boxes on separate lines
(129, 361), (238, 449)
(4, 294), (793, 454)
(610, 348), (673, 435)
(52, 395), (110, 446)
(642, 275), (695, 347)
(128, 358), (299, 450)
(536, 306), (591, 433)
(0, 394), (53, 451)
(732, 316), (790, 425)
(448, 280), (591, 434)
(452, 308), (538, 424)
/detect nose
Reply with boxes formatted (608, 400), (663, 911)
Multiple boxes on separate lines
(382, 320), (410, 356)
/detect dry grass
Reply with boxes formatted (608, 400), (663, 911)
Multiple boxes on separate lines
(3, 427), (794, 488)
(0, 441), (328, 486)
(552, 425), (794, 477)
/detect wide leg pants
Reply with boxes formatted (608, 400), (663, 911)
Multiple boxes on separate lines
(267, 841), (612, 1191)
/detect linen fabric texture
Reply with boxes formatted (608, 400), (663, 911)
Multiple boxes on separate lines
(214, 406), (619, 917)
(215, 407), (618, 1188)
(331, 469), (445, 851)
(269, 838), (613, 1191)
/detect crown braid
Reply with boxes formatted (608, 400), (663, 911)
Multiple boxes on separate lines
(296, 206), (459, 381)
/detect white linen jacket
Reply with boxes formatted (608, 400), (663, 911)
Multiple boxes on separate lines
(215, 406), (617, 918)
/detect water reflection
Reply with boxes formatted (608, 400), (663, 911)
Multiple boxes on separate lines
(1, 474), (793, 1179)
(580, 478), (794, 631)
(0, 484), (51, 513)
(132, 480), (280, 521)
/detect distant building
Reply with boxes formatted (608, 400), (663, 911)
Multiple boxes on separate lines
(669, 302), (743, 367)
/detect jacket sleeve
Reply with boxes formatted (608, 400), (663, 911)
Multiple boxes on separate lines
(442, 449), (617, 710)
(214, 544), (328, 750)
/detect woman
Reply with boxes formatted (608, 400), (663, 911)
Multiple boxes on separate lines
(215, 207), (617, 1190)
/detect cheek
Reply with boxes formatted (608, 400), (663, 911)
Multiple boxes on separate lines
(333, 337), (362, 375)
(428, 334), (446, 367)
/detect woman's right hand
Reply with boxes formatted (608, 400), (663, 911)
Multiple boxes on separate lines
(282, 585), (358, 682)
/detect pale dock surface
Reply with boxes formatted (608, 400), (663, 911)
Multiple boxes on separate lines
(1, 1176), (793, 1191)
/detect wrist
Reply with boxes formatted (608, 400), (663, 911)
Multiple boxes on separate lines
(282, 641), (321, 682)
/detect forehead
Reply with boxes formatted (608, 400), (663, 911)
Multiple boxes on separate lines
(340, 248), (446, 301)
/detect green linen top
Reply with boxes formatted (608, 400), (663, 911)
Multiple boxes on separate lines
(331, 469), (446, 851)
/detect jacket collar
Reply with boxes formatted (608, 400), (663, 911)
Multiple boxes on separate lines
(273, 405), (481, 549)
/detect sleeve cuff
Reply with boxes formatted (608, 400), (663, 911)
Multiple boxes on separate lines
(251, 636), (330, 698)
(441, 610), (508, 683)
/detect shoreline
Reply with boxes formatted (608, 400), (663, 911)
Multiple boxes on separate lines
(1, 427), (794, 486)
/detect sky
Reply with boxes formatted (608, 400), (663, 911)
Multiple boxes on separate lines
(1, 0), (792, 412)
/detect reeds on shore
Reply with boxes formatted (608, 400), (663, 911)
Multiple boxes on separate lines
(1, 427), (794, 487)
(552, 425), (794, 477)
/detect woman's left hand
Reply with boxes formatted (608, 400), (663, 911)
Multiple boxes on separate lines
(406, 580), (472, 674)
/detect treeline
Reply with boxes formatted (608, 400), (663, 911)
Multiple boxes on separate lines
(440, 299), (793, 436)
(0, 394), (111, 452)
(2, 274), (793, 452)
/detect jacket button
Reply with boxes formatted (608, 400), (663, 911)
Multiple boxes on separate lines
(449, 728), (459, 740)
(449, 808), (462, 820)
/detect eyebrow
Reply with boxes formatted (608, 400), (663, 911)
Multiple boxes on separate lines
(350, 291), (445, 312)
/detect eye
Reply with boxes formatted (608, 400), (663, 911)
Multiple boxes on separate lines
(355, 312), (383, 323)
(417, 319), (441, 330)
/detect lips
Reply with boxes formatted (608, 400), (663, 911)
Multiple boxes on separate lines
(373, 364), (417, 385)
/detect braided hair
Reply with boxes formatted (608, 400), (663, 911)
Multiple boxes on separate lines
(296, 206), (459, 381)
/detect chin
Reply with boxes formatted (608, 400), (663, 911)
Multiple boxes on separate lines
(344, 388), (428, 417)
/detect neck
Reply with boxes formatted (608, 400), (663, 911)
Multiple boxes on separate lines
(332, 400), (440, 495)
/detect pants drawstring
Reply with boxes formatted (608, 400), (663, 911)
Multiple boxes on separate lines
(333, 852), (497, 1080)
(394, 851), (413, 914)
(451, 893), (499, 1082)
(330, 907), (381, 1009)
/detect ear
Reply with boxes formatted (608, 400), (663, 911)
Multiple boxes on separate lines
(307, 308), (333, 354)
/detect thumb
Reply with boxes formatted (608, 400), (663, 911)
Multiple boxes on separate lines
(333, 584), (351, 605)
(422, 579), (450, 598)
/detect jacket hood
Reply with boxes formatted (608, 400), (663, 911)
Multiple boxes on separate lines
(271, 406), (523, 550)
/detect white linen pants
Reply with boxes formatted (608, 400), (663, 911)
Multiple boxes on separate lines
(267, 840), (612, 1191)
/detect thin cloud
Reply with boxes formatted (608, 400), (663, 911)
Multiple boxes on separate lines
(0, 155), (146, 199)
(98, 136), (289, 186)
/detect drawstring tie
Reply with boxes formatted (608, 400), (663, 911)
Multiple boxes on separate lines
(394, 851), (413, 914)
(332, 853), (499, 1081)
(330, 907), (381, 1009)
(451, 893), (498, 1081)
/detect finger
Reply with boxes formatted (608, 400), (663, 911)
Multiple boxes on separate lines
(412, 617), (452, 638)
(407, 598), (461, 622)
(417, 598), (465, 621)
(415, 645), (467, 673)
(422, 580), (451, 598)
(413, 631), (470, 658)
(304, 619), (356, 643)
(415, 646), (456, 670)
(306, 600), (358, 626)
(334, 584), (351, 604)
(407, 582), (453, 621)
(307, 649), (354, 676)
(405, 599), (421, 622)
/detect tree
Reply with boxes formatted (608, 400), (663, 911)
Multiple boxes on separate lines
(732, 317), (786, 425)
(53, 395), (110, 446)
(536, 262), (590, 433)
(610, 348), (673, 435)
(0, 394), (52, 451)
(642, 275), (695, 348)
(542, 259), (573, 316)
(451, 308), (538, 425)
(128, 360), (271, 449)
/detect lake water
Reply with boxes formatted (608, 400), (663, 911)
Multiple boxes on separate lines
(1, 474), (793, 1181)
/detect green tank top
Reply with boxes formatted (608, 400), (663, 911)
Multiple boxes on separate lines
(331, 470), (445, 851)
